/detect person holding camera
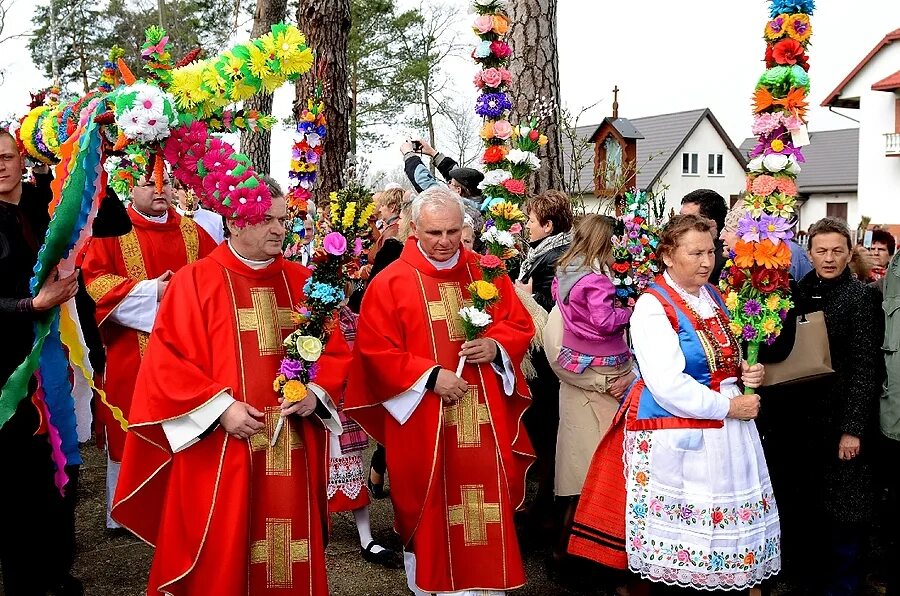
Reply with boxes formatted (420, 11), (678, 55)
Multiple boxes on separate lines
(400, 139), (483, 214)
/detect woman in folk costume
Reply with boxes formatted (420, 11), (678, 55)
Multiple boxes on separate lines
(328, 305), (401, 568)
(569, 215), (779, 591)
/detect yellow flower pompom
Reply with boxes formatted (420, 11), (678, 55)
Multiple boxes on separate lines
(283, 380), (308, 403)
(729, 322), (743, 337)
(273, 374), (287, 392)
(766, 293), (781, 311)
(762, 318), (778, 334)
(472, 280), (499, 301)
(725, 292), (738, 311)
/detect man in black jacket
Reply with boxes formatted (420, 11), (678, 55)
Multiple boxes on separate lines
(400, 139), (484, 214)
(680, 188), (729, 282)
(0, 130), (83, 595)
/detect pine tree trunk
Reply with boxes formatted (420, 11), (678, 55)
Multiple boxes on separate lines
(240, 0), (288, 174)
(296, 0), (351, 203)
(507, 0), (564, 194)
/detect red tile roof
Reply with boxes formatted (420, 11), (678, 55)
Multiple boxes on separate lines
(821, 28), (900, 107)
(872, 69), (900, 92)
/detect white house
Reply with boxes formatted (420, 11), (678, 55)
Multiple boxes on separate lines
(566, 108), (747, 215)
(821, 27), (900, 225)
(739, 129), (859, 231)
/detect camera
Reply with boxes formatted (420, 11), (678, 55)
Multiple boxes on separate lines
(412, 140), (422, 153)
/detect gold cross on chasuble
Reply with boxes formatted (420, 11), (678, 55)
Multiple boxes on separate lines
(427, 282), (472, 342)
(237, 288), (295, 355)
(250, 518), (309, 589)
(444, 386), (490, 448)
(250, 407), (303, 476)
(447, 484), (501, 547)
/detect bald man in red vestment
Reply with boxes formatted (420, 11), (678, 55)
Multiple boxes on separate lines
(112, 185), (350, 595)
(346, 187), (535, 596)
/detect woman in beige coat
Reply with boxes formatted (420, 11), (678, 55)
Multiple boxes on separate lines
(543, 306), (634, 561)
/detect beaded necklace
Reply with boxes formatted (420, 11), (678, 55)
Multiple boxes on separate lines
(667, 277), (743, 373)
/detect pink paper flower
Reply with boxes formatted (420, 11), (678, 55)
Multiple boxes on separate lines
(509, 223), (522, 234)
(492, 119), (513, 139)
(473, 15), (494, 34)
(323, 231), (348, 255)
(481, 68), (503, 88)
(751, 175), (778, 196)
(490, 41), (511, 59)
(775, 177), (797, 196)
(499, 68), (512, 85)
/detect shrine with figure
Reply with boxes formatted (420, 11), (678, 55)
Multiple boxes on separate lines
(588, 86), (644, 214)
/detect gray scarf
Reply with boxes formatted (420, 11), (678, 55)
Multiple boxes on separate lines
(517, 231), (573, 281)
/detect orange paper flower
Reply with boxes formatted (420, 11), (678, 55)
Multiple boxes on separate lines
(754, 239), (792, 269)
(753, 87), (809, 119)
(734, 240), (756, 268)
(492, 15), (509, 34)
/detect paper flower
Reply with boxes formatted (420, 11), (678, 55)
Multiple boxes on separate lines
(475, 92), (512, 118)
(483, 145), (508, 164)
(470, 280), (499, 301)
(323, 231), (348, 255)
(480, 254), (504, 269)
(295, 335), (323, 362)
(758, 214), (793, 245)
(479, 169), (512, 188)
(502, 178), (526, 195)
(770, 38), (806, 66)
(459, 306), (492, 329)
(490, 40), (512, 58)
(282, 380), (308, 402)
(785, 14), (812, 43)
(492, 119), (513, 139)
(473, 15), (494, 34)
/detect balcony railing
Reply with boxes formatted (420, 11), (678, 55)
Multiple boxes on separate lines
(887, 133), (900, 156)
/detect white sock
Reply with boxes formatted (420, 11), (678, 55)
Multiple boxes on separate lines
(353, 507), (384, 553)
(106, 454), (121, 529)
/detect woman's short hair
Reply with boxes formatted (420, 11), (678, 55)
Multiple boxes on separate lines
(657, 214), (715, 266)
(526, 190), (574, 235)
(379, 187), (405, 215)
(807, 217), (852, 251)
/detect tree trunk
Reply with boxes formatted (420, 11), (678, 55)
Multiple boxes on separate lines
(240, 0), (288, 174)
(349, 65), (358, 155)
(507, 0), (564, 194)
(295, 0), (351, 203)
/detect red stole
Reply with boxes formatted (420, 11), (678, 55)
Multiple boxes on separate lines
(112, 244), (350, 596)
(345, 239), (535, 592)
(82, 206), (216, 460)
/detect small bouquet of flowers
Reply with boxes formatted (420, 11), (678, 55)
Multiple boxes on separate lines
(611, 190), (661, 306)
(284, 84), (326, 259)
(272, 179), (375, 442)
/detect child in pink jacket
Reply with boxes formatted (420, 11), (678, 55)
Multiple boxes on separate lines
(551, 214), (632, 374)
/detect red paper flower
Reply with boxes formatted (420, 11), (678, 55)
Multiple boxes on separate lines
(483, 145), (507, 164)
(772, 38), (805, 66)
(480, 254), (503, 269)
(528, 129), (540, 141)
(751, 267), (780, 293)
(501, 178), (526, 195)
(766, 41), (809, 71)
(490, 40), (512, 59)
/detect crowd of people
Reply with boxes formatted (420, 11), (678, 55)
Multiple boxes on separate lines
(2, 131), (900, 596)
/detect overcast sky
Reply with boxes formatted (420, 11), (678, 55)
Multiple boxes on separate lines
(0, 0), (897, 184)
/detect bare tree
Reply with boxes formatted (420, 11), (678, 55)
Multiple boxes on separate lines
(436, 97), (480, 167)
(395, 3), (465, 162)
(507, 0), (564, 193)
(239, 0), (287, 173)
(295, 0), (352, 202)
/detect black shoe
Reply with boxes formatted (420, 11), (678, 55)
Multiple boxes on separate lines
(367, 466), (390, 499)
(360, 541), (403, 569)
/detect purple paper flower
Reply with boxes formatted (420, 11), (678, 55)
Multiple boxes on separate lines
(323, 232), (347, 256)
(353, 237), (363, 256)
(742, 325), (758, 341)
(758, 214), (794, 245)
(744, 299), (762, 316)
(309, 363), (320, 379)
(737, 215), (761, 243)
(475, 93), (512, 119)
(279, 358), (303, 380)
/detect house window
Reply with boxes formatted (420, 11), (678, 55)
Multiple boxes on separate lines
(682, 152), (698, 175)
(708, 153), (724, 176)
(826, 202), (848, 221)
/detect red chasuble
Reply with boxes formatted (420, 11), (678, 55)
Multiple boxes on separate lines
(111, 243), (350, 596)
(345, 239), (535, 593)
(82, 206), (216, 461)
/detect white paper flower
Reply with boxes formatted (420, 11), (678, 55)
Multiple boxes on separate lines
(785, 155), (802, 175)
(479, 169), (511, 189)
(459, 306), (492, 329)
(135, 112), (171, 142)
(133, 83), (164, 114)
(762, 153), (789, 173)
(305, 132), (321, 148)
(506, 149), (530, 164)
(482, 227), (515, 247)
(747, 156), (765, 173)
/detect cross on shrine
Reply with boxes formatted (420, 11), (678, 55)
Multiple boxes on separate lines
(237, 287), (295, 355)
(250, 518), (309, 589)
(444, 386), (490, 448)
(612, 85), (620, 119)
(250, 406), (303, 476)
(427, 282), (472, 342)
(447, 484), (502, 547)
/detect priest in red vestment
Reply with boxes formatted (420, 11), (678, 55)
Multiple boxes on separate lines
(112, 185), (351, 595)
(81, 171), (216, 528)
(345, 187), (535, 596)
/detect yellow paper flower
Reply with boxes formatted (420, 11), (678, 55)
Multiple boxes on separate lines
(725, 291), (738, 311)
(358, 203), (376, 227)
(273, 374), (286, 392)
(221, 52), (244, 80)
(480, 121), (495, 140)
(330, 201), (340, 223)
(248, 44), (274, 81)
(283, 380), (308, 403)
(770, 139), (784, 152)
(538, 134), (549, 146)
(170, 62), (211, 109)
(342, 202), (357, 230)
(230, 77), (258, 101)
(730, 321), (743, 337)
(471, 280), (499, 301)
(202, 67), (227, 95)
(492, 15), (509, 34)
(785, 14), (812, 43)
(282, 48), (313, 77)
(766, 293), (781, 311)
(295, 335), (323, 362)
(762, 318), (778, 335)
(489, 201), (524, 222)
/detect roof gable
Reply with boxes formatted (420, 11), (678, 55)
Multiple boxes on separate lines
(564, 108), (747, 194)
(737, 128), (859, 193)
(872, 69), (900, 92)
(822, 28), (900, 107)
(587, 117), (644, 142)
